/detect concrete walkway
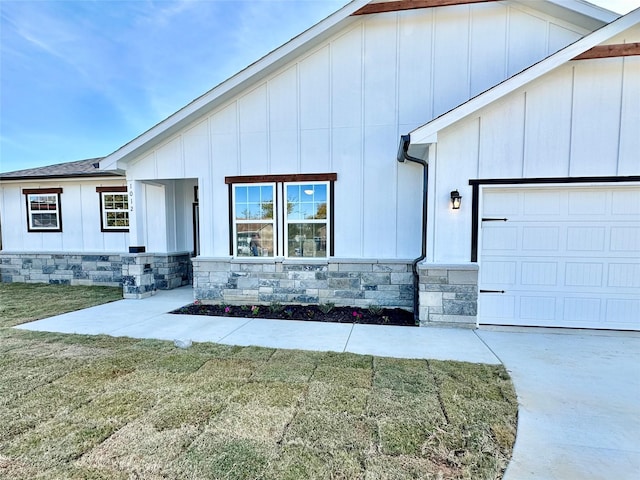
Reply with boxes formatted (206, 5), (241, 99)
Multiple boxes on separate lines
(15, 286), (640, 479)
(15, 286), (498, 364)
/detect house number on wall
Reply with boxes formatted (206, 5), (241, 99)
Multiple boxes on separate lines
(129, 182), (134, 212)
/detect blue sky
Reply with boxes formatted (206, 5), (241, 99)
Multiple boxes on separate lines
(1, 0), (638, 173)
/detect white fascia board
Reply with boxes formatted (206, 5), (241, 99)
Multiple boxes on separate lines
(100, 0), (369, 171)
(523, 0), (620, 24)
(410, 7), (640, 145)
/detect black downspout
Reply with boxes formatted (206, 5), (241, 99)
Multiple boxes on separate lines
(397, 134), (428, 325)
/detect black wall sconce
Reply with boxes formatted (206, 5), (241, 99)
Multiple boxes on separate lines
(450, 190), (462, 210)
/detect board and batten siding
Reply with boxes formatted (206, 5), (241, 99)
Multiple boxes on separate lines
(430, 47), (640, 264)
(127, 178), (197, 254)
(0, 180), (128, 253)
(125, 2), (589, 259)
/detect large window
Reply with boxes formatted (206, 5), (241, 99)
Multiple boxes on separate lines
(227, 174), (335, 258)
(24, 188), (62, 232)
(97, 187), (129, 232)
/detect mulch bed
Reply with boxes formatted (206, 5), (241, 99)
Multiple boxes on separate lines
(171, 303), (417, 326)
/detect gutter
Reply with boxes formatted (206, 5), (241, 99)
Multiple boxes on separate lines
(397, 134), (428, 325)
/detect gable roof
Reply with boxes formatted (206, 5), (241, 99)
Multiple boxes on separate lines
(99, 0), (618, 171)
(410, 6), (640, 144)
(0, 158), (123, 181)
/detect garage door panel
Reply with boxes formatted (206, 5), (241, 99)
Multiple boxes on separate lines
(611, 189), (640, 215)
(606, 299), (640, 324)
(480, 260), (517, 284)
(566, 226), (606, 251)
(564, 263), (603, 287)
(610, 227), (640, 251)
(568, 190), (608, 215)
(483, 191), (520, 215)
(480, 186), (640, 330)
(522, 226), (560, 250)
(520, 296), (557, 321)
(521, 262), (557, 285)
(481, 294), (516, 320)
(608, 263), (640, 288)
(563, 297), (601, 323)
(523, 190), (561, 215)
(482, 226), (517, 250)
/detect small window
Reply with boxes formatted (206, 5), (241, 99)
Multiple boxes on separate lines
(97, 187), (129, 232)
(24, 188), (62, 232)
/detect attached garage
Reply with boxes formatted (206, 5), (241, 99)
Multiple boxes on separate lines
(478, 185), (640, 330)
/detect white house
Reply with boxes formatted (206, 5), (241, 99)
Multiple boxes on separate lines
(1, 0), (637, 330)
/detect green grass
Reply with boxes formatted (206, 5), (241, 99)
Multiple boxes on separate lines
(0, 284), (518, 479)
(0, 283), (122, 327)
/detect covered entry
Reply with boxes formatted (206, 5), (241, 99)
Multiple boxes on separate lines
(478, 185), (640, 330)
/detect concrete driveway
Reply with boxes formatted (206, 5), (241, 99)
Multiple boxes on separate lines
(478, 328), (640, 480)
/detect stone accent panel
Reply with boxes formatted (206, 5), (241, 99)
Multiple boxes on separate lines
(0, 252), (192, 299)
(192, 258), (414, 310)
(418, 263), (478, 328)
(0, 253), (123, 286)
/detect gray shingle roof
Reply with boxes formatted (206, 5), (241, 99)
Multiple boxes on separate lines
(0, 158), (123, 180)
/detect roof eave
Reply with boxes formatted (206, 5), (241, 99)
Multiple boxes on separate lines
(0, 172), (124, 182)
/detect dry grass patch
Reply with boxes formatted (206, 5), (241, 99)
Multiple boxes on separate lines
(0, 284), (517, 479)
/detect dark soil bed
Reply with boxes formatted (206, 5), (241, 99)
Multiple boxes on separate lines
(171, 303), (417, 326)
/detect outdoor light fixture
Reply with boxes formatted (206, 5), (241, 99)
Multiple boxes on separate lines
(450, 190), (462, 210)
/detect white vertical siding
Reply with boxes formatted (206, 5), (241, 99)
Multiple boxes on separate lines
(570, 58), (623, 176)
(433, 5), (470, 118)
(619, 57), (640, 175)
(238, 85), (268, 174)
(122, 3), (592, 259)
(269, 66), (299, 174)
(470, 4), (508, 97)
(507, 8), (548, 76)
(431, 37), (640, 263)
(432, 118), (478, 263)
(398, 9), (433, 127)
(523, 67), (573, 177)
(0, 180), (128, 253)
(478, 96), (526, 178)
(144, 183), (166, 252)
(183, 120), (209, 179)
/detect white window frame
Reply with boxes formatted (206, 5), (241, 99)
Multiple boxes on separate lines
(24, 189), (62, 232)
(283, 181), (330, 258)
(232, 182), (277, 257)
(99, 191), (130, 232)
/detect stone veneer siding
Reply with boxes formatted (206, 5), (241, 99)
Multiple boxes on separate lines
(121, 252), (192, 299)
(0, 253), (124, 286)
(418, 263), (479, 327)
(192, 258), (414, 310)
(0, 252), (192, 298)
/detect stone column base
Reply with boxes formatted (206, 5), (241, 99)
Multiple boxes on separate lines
(418, 263), (478, 328)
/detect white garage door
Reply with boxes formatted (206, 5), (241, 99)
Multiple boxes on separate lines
(479, 186), (640, 330)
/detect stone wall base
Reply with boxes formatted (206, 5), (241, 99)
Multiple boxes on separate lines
(192, 257), (414, 311)
(0, 251), (192, 299)
(0, 253), (124, 287)
(418, 263), (478, 328)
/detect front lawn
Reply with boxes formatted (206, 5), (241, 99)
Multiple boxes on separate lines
(0, 284), (517, 479)
(0, 283), (122, 327)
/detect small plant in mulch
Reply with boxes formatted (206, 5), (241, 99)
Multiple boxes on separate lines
(171, 302), (416, 326)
